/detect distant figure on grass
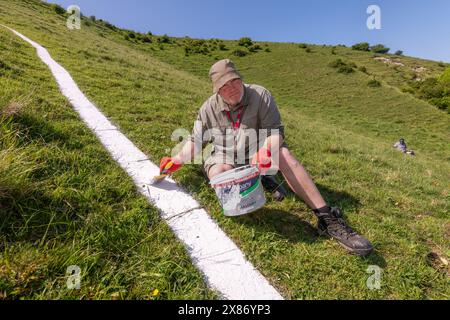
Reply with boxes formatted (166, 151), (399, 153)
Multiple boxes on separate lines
(158, 59), (373, 256)
(394, 138), (415, 156)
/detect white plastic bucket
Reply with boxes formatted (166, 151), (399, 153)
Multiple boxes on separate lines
(210, 165), (266, 216)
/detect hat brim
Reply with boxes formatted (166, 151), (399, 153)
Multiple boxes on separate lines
(213, 72), (241, 93)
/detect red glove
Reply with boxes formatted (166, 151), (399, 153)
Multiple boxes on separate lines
(251, 148), (272, 173)
(159, 157), (182, 174)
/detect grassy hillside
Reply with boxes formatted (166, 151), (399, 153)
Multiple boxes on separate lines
(1, 0), (449, 299)
(0, 5), (215, 300)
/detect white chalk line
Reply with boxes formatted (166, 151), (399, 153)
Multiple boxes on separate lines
(3, 26), (284, 300)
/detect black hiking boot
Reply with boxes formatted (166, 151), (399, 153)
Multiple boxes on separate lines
(261, 175), (288, 201)
(314, 206), (373, 257)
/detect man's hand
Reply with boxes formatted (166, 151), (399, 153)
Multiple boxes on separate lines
(159, 157), (182, 174)
(251, 147), (272, 173)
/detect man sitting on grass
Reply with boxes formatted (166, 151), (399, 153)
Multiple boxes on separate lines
(159, 59), (373, 256)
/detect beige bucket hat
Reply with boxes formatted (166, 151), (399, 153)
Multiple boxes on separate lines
(209, 59), (242, 93)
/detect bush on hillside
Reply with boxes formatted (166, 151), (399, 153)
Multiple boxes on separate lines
(352, 42), (370, 51)
(248, 44), (262, 52)
(404, 75), (450, 113)
(370, 44), (390, 54)
(233, 49), (248, 57)
(156, 34), (171, 44)
(328, 58), (346, 68)
(329, 59), (356, 74)
(439, 67), (450, 84)
(103, 21), (117, 30)
(299, 43), (307, 49)
(184, 39), (210, 55)
(142, 36), (152, 43)
(337, 65), (354, 74)
(368, 79), (381, 87)
(52, 4), (66, 15)
(238, 37), (253, 47)
(358, 66), (368, 73)
(395, 50), (403, 56)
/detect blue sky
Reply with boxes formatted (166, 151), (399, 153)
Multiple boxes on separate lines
(46, 0), (450, 62)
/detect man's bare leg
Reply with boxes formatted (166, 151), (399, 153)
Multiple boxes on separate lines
(278, 147), (327, 210)
(276, 146), (373, 256)
(208, 164), (234, 180)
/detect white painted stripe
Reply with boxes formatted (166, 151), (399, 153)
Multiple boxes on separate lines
(3, 26), (283, 300)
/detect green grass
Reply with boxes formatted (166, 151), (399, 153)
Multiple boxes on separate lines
(1, 0), (449, 299)
(0, 19), (215, 300)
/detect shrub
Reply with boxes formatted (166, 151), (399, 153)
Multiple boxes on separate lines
(433, 96), (450, 111)
(238, 37), (253, 47)
(128, 32), (136, 39)
(370, 44), (390, 54)
(328, 58), (346, 68)
(359, 66), (368, 73)
(264, 47), (271, 53)
(89, 15), (96, 21)
(368, 79), (381, 87)
(219, 43), (227, 51)
(142, 36), (152, 43)
(248, 44), (262, 52)
(298, 43), (307, 49)
(0, 60), (12, 71)
(52, 4), (66, 15)
(184, 39), (210, 55)
(401, 85), (415, 94)
(352, 42), (370, 51)
(124, 35), (130, 41)
(233, 49), (248, 57)
(305, 48), (312, 53)
(439, 67), (450, 84)
(337, 65), (354, 74)
(157, 34), (171, 44)
(395, 50), (403, 56)
(103, 21), (116, 30)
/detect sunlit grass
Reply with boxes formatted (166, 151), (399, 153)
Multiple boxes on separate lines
(0, 0), (448, 299)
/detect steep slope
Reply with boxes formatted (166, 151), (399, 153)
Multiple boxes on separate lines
(1, 0), (448, 299)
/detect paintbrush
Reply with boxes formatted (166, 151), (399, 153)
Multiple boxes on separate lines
(150, 161), (174, 185)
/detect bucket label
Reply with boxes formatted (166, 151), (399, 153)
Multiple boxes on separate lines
(212, 169), (265, 216)
(240, 176), (260, 197)
(218, 185), (239, 212)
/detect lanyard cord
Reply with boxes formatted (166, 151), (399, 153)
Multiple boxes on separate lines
(225, 106), (244, 130)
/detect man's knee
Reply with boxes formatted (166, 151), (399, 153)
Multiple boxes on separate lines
(280, 147), (301, 169)
(208, 164), (234, 180)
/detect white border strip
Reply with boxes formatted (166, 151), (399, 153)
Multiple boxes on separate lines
(3, 26), (283, 300)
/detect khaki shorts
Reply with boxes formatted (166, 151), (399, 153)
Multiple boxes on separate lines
(203, 142), (289, 181)
(203, 153), (249, 181)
